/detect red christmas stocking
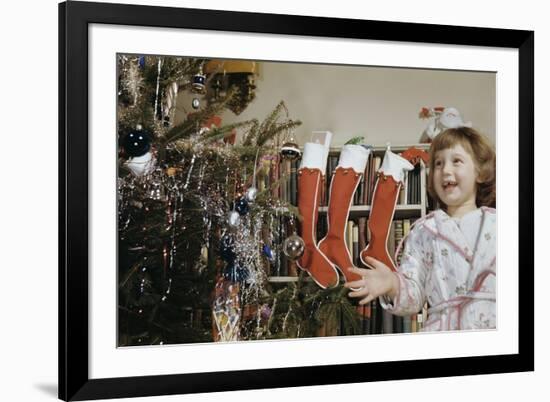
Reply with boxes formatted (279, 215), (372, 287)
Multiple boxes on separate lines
(297, 142), (339, 288)
(360, 149), (414, 271)
(318, 145), (370, 286)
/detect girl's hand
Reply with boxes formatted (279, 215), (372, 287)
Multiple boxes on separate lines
(344, 256), (400, 305)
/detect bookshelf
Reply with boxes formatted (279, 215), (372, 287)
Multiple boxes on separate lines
(267, 143), (430, 282)
(264, 143), (432, 335)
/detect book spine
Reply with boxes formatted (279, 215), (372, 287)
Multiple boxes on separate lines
(382, 308), (393, 334)
(387, 220), (396, 266)
(370, 299), (380, 334)
(403, 315), (412, 333)
(352, 222), (359, 266)
(358, 304), (371, 335)
(393, 315), (403, 333)
(411, 314), (417, 332)
(346, 220), (354, 257)
(357, 217), (367, 268)
(394, 220), (404, 265)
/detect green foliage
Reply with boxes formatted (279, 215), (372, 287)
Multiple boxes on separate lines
(344, 136), (365, 145)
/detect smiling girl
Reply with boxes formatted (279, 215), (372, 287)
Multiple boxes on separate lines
(345, 127), (497, 331)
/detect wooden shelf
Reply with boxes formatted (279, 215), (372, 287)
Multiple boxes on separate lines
(327, 144), (430, 154)
(318, 204), (423, 219)
(268, 276), (300, 283)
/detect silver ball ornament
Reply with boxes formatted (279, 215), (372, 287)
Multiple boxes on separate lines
(245, 186), (258, 202)
(283, 235), (305, 260)
(280, 140), (301, 161)
(192, 98), (201, 109)
(227, 210), (241, 228)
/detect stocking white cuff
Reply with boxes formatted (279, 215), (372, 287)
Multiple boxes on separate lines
(300, 142), (330, 172)
(379, 149), (414, 183)
(337, 144), (370, 174)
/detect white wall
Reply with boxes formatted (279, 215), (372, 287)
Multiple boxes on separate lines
(177, 61), (495, 147)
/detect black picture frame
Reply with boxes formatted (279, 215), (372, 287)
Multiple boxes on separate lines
(59, 1), (534, 400)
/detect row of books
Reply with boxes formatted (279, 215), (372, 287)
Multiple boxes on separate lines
(325, 153), (424, 207)
(256, 151), (425, 208)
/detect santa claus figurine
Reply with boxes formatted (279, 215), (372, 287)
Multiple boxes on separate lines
(420, 106), (472, 142)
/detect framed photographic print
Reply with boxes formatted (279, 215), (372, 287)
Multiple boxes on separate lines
(59, 0), (534, 400)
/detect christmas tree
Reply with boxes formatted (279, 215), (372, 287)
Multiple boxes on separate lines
(117, 54), (361, 346)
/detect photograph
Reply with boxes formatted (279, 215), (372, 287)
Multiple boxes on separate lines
(116, 54), (497, 346)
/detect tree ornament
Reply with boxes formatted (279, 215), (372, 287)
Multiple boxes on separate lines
(235, 197), (249, 215)
(245, 186), (258, 202)
(192, 97), (201, 109)
(138, 56), (145, 69)
(227, 210), (241, 228)
(212, 278), (241, 341)
(244, 148), (260, 203)
(283, 234), (305, 261)
(192, 66), (207, 94)
(280, 132), (301, 160)
(125, 151), (156, 177)
(121, 126), (152, 158)
(262, 244), (275, 262)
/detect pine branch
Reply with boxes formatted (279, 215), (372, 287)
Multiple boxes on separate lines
(199, 121), (254, 143)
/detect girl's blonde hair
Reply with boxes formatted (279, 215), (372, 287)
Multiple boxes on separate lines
(427, 127), (496, 209)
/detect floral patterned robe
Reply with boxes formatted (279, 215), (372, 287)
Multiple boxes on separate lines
(380, 207), (496, 331)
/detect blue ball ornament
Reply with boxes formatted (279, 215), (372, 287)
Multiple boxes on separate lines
(235, 197), (249, 216)
(262, 244), (275, 262)
(122, 129), (152, 158)
(138, 56), (146, 69)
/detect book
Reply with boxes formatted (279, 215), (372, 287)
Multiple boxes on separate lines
(370, 299), (382, 334)
(357, 217), (367, 268)
(394, 220), (404, 265)
(411, 314), (417, 332)
(387, 220), (396, 266)
(403, 315), (412, 333)
(416, 312), (424, 331)
(352, 222), (359, 266)
(382, 308), (394, 334)
(393, 314), (403, 333)
(400, 171), (408, 205)
(357, 304), (371, 335)
(346, 220), (354, 256)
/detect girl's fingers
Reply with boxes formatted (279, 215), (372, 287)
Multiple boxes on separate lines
(359, 294), (376, 305)
(347, 266), (369, 276)
(343, 279), (364, 289)
(348, 287), (369, 298)
(363, 256), (384, 270)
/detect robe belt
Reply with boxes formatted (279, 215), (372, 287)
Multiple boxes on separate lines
(427, 291), (495, 330)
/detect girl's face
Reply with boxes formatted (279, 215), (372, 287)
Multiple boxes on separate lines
(433, 144), (479, 213)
